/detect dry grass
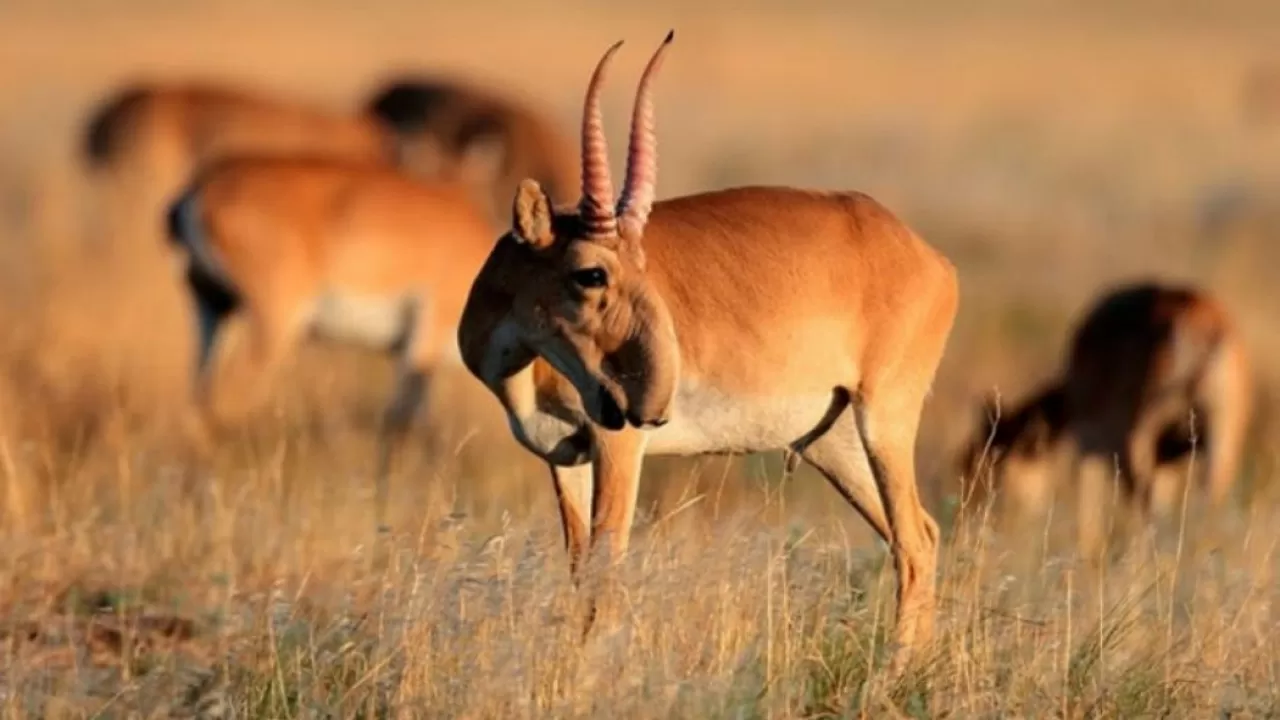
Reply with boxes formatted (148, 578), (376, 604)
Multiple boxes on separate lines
(0, 1), (1279, 717)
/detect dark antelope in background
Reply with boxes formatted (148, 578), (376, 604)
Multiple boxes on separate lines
(959, 281), (1253, 558)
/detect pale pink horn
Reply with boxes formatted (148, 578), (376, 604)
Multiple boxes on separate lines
(579, 40), (624, 239)
(616, 30), (674, 240)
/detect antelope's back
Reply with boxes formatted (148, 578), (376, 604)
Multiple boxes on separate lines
(175, 87), (394, 167)
(195, 155), (498, 306)
(86, 83), (394, 174)
(635, 186), (957, 387)
(1065, 283), (1230, 416)
(651, 187), (952, 307)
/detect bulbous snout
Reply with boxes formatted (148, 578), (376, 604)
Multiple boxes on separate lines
(595, 387), (627, 432)
(591, 384), (670, 427)
(626, 408), (669, 429)
(610, 314), (679, 432)
(579, 293), (681, 434)
(592, 370), (672, 432)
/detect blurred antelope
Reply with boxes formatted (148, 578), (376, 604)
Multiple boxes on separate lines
(455, 32), (959, 664)
(364, 75), (580, 220)
(82, 82), (398, 231)
(958, 282), (1253, 556)
(165, 154), (499, 529)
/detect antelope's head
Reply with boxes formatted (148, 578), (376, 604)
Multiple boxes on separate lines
(458, 32), (680, 436)
(957, 386), (1069, 511)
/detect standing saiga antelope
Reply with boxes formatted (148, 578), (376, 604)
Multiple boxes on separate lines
(165, 153), (500, 529)
(456, 32), (959, 661)
(957, 281), (1253, 557)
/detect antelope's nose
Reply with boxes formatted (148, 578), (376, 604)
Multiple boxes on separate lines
(627, 410), (669, 429)
(597, 391), (627, 432)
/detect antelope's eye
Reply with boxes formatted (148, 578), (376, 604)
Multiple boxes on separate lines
(570, 267), (609, 289)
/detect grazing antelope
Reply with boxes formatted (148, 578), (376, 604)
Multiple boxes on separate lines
(958, 382), (1203, 530)
(957, 282), (1253, 556)
(165, 154), (499, 529)
(364, 76), (581, 220)
(83, 82), (398, 231)
(456, 32), (959, 661)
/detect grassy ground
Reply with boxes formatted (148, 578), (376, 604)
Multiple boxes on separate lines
(1, 1), (1279, 716)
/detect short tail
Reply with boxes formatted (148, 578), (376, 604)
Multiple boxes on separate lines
(82, 87), (148, 170)
(165, 182), (241, 317)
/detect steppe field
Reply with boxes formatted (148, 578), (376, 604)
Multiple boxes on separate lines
(0, 1), (1279, 717)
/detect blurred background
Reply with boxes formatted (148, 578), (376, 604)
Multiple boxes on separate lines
(0, 1), (1278, 713)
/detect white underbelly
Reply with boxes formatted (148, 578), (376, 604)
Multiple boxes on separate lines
(308, 291), (415, 350)
(644, 382), (841, 456)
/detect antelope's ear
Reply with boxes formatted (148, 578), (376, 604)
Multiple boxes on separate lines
(512, 178), (554, 249)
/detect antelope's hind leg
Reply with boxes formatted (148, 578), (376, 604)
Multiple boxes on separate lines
(177, 271), (237, 454)
(853, 390), (941, 663)
(844, 273), (956, 667)
(797, 399), (893, 544)
(200, 298), (307, 435)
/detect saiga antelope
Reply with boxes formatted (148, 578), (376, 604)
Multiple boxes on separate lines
(957, 282), (1252, 557)
(456, 32), (959, 661)
(364, 76), (581, 220)
(165, 154), (500, 529)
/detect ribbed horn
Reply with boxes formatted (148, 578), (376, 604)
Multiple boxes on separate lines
(579, 39), (624, 239)
(616, 29), (674, 239)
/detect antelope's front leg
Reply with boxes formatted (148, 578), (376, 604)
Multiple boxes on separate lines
(578, 427), (647, 634)
(374, 366), (428, 534)
(589, 427), (648, 565)
(375, 300), (439, 535)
